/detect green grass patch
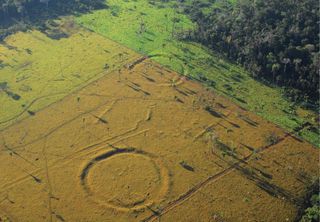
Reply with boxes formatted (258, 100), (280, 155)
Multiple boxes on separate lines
(0, 23), (138, 129)
(76, 0), (318, 146)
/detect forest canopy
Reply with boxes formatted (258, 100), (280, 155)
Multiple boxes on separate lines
(183, 0), (319, 104)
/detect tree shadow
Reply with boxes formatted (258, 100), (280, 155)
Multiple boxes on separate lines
(0, 0), (107, 40)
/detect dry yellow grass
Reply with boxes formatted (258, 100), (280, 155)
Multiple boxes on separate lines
(0, 58), (318, 222)
(0, 23), (139, 130)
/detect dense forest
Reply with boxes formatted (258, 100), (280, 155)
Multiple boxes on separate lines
(182, 0), (319, 105)
(0, 0), (105, 39)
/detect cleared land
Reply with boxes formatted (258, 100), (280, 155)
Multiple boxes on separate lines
(0, 57), (317, 222)
(0, 20), (139, 130)
(76, 0), (319, 145)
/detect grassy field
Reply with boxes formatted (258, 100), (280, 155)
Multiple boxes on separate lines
(0, 20), (139, 129)
(76, 0), (318, 146)
(0, 2), (318, 221)
(0, 58), (317, 221)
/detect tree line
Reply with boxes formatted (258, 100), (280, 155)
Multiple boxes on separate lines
(182, 0), (319, 105)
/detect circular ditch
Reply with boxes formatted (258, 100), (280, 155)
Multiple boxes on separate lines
(80, 148), (169, 211)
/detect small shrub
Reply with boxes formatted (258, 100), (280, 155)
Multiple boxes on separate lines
(265, 132), (280, 145)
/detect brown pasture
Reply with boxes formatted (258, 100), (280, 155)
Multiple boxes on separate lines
(0, 58), (318, 222)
